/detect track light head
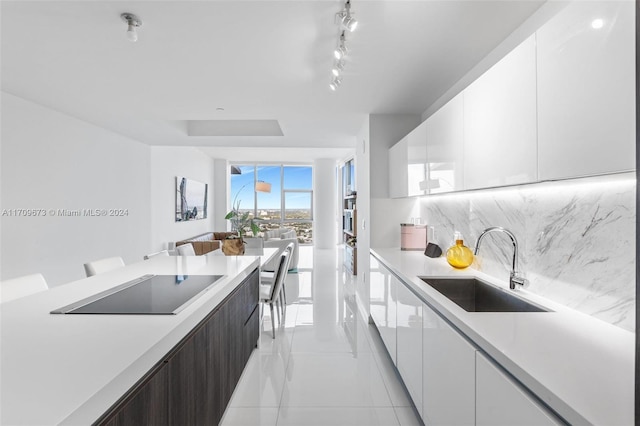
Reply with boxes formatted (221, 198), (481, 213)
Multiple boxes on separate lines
(333, 33), (348, 60)
(342, 15), (358, 32)
(329, 77), (342, 91)
(121, 13), (142, 42)
(331, 61), (345, 77)
(337, 1), (358, 32)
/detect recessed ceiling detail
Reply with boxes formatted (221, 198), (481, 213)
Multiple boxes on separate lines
(187, 120), (284, 137)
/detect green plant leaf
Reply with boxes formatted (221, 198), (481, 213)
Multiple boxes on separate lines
(250, 222), (260, 236)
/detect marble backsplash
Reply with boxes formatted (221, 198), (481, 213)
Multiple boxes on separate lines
(420, 173), (636, 332)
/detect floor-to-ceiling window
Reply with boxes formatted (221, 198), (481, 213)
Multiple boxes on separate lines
(231, 164), (313, 244)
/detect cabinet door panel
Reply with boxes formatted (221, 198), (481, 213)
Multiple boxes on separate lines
(463, 35), (537, 189)
(240, 269), (260, 365)
(426, 93), (464, 194)
(101, 366), (169, 426)
(476, 352), (561, 426)
(407, 121), (427, 197)
(537, 1), (635, 180)
(422, 303), (475, 425)
(396, 284), (423, 416)
(206, 305), (232, 424)
(369, 255), (397, 364)
(167, 324), (211, 425)
(243, 304), (260, 363)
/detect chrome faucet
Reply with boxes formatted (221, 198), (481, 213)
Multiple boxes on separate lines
(474, 227), (526, 290)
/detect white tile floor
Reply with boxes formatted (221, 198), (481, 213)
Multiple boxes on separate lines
(221, 246), (422, 426)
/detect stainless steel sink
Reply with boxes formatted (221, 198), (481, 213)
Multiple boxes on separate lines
(419, 277), (549, 312)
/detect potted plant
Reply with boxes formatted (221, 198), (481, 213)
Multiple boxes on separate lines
(223, 196), (261, 255)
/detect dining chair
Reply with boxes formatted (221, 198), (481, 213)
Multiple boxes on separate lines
(143, 250), (170, 260)
(260, 250), (290, 339)
(84, 257), (125, 277)
(0, 273), (48, 303)
(261, 242), (295, 312)
(176, 243), (197, 256)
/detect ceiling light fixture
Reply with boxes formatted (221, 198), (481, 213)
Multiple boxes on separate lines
(121, 13), (142, 42)
(329, 77), (342, 91)
(591, 18), (604, 29)
(338, 0), (358, 32)
(255, 181), (272, 193)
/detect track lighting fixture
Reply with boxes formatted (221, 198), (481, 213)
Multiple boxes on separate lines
(121, 13), (142, 42)
(338, 0), (358, 32)
(328, 1), (357, 91)
(334, 32), (348, 60)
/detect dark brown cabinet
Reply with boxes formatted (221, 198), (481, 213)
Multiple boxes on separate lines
(95, 268), (260, 426)
(100, 365), (169, 426)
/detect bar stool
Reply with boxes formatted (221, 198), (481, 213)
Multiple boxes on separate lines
(0, 273), (48, 303)
(84, 257), (125, 277)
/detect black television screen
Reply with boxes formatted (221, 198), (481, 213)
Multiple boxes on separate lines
(176, 176), (208, 222)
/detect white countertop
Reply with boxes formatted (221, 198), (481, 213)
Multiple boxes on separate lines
(371, 248), (634, 426)
(0, 248), (277, 426)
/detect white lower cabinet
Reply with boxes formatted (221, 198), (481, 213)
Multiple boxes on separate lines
(369, 255), (397, 364)
(476, 352), (561, 426)
(396, 284), (423, 416)
(422, 302), (476, 425)
(371, 254), (562, 426)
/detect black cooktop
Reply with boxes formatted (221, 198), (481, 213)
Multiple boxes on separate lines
(51, 274), (225, 315)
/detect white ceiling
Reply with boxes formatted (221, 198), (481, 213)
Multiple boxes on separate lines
(1, 0), (544, 160)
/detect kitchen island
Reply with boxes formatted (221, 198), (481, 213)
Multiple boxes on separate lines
(370, 248), (634, 426)
(1, 248), (277, 425)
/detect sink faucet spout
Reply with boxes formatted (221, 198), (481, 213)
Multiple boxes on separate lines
(474, 226), (526, 290)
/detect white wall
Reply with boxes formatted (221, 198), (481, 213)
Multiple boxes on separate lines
(368, 114), (422, 249)
(213, 158), (229, 231)
(370, 198), (421, 249)
(369, 114), (421, 199)
(313, 158), (337, 249)
(1, 93), (151, 286)
(149, 147), (216, 252)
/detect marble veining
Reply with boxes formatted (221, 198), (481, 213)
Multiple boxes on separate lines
(421, 174), (636, 331)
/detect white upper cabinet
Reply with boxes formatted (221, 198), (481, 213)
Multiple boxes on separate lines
(536, 1), (635, 180)
(463, 35), (538, 190)
(389, 122), (427, 198)
(426, 93), (464, 193)
(407, 121), (427, 197)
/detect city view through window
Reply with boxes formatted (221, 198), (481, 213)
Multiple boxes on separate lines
(230, 165), (313, 244)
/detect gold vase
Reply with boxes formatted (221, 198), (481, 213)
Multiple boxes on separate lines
(222, 239), (245, 256)
(446, 233), (474, 269)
